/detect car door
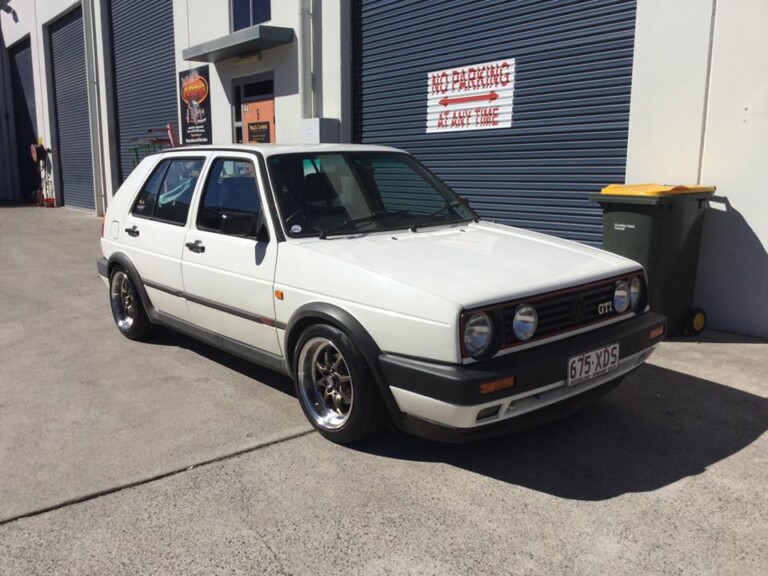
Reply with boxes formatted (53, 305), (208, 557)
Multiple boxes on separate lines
(120, 154), (209, 321)
(181, 153), (281, 356)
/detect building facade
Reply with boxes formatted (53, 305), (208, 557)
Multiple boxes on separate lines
(1, 0), (766, 337)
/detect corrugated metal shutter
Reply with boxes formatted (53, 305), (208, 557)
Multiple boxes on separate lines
(109, 0), (177, 182)
(8, 38), (39, 201)
(353, 0), (636, 245)
(49, 6), (95, 210)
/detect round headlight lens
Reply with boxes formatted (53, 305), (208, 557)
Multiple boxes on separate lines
(463, 312), (494, 357)
(614, 281), (630, 313)
(630, 276), (642, 310)
(513, 305), (538, 341)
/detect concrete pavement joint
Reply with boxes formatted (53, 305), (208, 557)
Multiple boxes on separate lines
(0, 428), (315, 527)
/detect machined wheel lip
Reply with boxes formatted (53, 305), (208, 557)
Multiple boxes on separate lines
(110, 270), (135, 331)
(297, 336), (354, 430)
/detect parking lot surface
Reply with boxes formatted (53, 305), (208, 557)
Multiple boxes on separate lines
(1, 207), (766, 575)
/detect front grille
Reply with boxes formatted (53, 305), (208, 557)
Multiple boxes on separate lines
(499, 274), (642, 347)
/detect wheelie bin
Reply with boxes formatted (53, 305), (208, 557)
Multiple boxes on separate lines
(590, 184), (715, 337)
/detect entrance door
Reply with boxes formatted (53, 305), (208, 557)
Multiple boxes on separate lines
(233, 79), (274, 143)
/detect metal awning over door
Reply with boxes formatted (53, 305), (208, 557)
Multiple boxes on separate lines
(109, 0), (177, 182)
(8, 38), (39, 202)
(49, 6), (95, 210)
(353, 0), (637, 246)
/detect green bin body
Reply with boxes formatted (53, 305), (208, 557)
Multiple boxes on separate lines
(590, 189), (714, 337)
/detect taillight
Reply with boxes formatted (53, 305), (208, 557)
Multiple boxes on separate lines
(101, 215), (106, 238)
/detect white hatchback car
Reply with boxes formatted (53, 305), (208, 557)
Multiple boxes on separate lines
(99, 144), (666, 443)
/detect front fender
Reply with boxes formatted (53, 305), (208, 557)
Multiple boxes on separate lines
(284, 302), (403, 426)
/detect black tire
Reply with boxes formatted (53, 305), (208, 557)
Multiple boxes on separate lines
(109, 266), (153, 340)
(293, 324), (383, 443)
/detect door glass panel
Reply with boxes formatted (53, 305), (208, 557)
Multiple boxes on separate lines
(198, 158), (261, 234)
(155, 159), (205, 225)
(132, 160), (170, 218)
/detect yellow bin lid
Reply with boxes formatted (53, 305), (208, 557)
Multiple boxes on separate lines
(601, 184), (716, 196)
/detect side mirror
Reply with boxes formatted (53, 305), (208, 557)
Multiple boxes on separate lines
(255, 217), (270, 243)
(220, 211), (255, 236)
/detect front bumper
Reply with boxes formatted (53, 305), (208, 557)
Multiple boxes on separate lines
(379, 312), (666, 441)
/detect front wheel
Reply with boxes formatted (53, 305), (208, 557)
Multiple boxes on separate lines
(109, 267), (153, 340)
(293, 324), (382, 443)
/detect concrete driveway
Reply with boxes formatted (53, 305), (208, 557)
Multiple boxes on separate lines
(1, 207), (766, 575)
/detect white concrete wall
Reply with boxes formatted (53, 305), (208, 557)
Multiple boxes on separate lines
(696, 0), (768, 338)
(625, 0), (714, 184)
(626, 0), (768, 337)
(175, 0), (346, 145)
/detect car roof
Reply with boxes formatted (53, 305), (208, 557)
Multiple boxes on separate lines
(161, 143), (405, 157)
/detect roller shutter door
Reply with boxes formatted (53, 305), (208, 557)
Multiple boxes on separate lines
(8, 39), (39, 202)
(353, 0), (636, 245)
(49, 6), (95, 210)
(109, 0), (177, 182)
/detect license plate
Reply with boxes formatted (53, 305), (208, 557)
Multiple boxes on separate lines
(567, 343), (619, 387)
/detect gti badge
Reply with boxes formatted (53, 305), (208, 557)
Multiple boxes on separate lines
(598, 301), (614, 315)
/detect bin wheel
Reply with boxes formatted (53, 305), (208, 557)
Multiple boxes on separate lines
(684, 307), (707, 336)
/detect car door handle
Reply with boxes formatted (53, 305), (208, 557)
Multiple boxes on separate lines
(185, 240), (206, 254)
(124, 225), (139, 237)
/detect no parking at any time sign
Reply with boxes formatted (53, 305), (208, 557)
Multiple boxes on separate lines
(426, 58), (515, 133)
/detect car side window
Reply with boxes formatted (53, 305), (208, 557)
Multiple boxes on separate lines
(132, 160), (170, 218)
(131, 157), (205, 225)
(198, 158), (261, 235)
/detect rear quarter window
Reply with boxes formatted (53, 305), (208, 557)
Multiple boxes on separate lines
(131, 157), (205, 225)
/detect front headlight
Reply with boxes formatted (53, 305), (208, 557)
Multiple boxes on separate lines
(630, 276), (642, 310)
(463, 312), (494, 357)
(614, 281), (630, 313)
(513, 304), (538, 341)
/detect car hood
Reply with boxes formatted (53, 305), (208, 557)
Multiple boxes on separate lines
(293, 221), (641, 308)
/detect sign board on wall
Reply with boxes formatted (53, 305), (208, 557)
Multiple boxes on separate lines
(179, 65), (212, 145)
(427, 58), (515, 133)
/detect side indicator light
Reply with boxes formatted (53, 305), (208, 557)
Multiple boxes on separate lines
(275, 290), (284, 300)
(650, 325), (665, 340)
(480, 376), (515, 395)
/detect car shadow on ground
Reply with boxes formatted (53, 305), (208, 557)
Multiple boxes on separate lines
(149, 328), (297, 398)
(354, 364), (768, 501)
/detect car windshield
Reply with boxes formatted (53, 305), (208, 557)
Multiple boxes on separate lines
(266, 152), (476, 238)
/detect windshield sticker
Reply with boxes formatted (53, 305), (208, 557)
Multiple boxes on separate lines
(291, 224), (303, 234)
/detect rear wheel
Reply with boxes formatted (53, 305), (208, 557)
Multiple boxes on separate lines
(293, 324), (382, 443)
(109, 267), (153, 340)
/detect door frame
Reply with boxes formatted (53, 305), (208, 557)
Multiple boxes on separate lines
(231, 72), (274, 144)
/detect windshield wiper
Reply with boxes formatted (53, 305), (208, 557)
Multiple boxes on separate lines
(318, 210), (406, 239)
(409, 199), (476, 232)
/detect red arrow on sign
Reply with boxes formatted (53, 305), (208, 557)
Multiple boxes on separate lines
(439, 91), (499, 107)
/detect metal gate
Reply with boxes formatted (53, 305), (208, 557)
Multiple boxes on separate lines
(353, 0), (637, 245)
(49, 6), (95, 210)
(8, 38), (38, 202)
(109, 0), (177, 182)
